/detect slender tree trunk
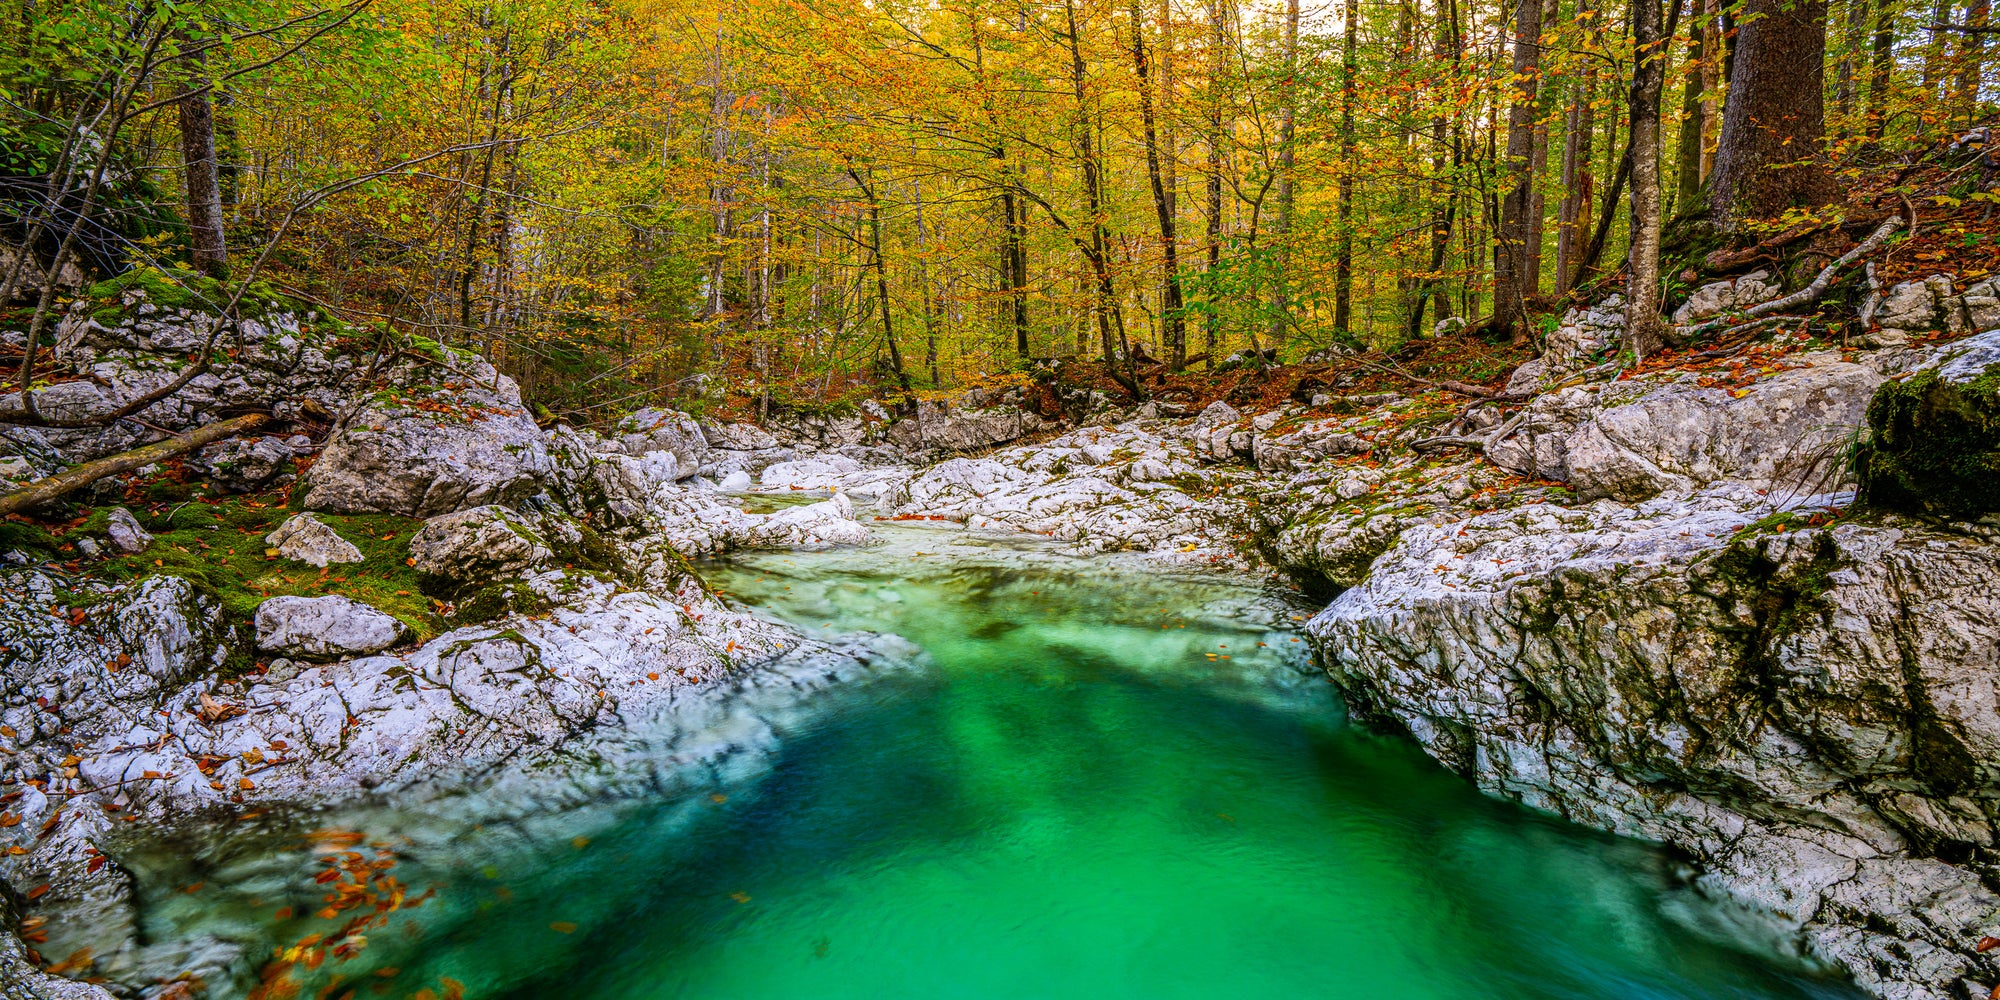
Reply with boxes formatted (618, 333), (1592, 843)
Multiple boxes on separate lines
(1835, 0), (1866, 131)
(1066, 0), (1144, 398)
(1707, 0), (1833, 228)
(1701, 0), (1721, 176)
(1923, 0), (1952, 98)
(1495, 0), (1545, 341)
(1557, 0), (1598, 293)
(1628, 0), (1669, 355)
(850, 168), (912, 396)
(1204, 0), (1225, 367)
(1131, 0), (1188, 370)
(1412, 0), (1462, 336)
(1866, 6), (1894, 136)
(177, 43), (227, 278)
(1269, 0), (1300, 351)
(1955, 0), (1991, 124)
(1676, 0), (1707, 211)
(1333, 0), (1358, 334)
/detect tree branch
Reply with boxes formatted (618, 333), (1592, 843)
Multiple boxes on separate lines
(0, 414), (267, 517)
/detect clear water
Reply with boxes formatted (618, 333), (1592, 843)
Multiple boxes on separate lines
(124, 520), (1862, 1000)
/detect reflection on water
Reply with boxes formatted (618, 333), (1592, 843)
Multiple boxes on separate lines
(120, 520), (1860, 1000)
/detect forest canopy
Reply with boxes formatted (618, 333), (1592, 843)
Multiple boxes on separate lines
(2, 0), (1992, 420)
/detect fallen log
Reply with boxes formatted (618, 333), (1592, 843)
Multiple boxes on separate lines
(0, 413), (268, 517)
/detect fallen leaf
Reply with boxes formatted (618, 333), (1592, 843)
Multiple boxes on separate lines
(549, 922), (577, 934)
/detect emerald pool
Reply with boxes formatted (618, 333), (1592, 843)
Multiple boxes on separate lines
(128, 520), (1862, 1000)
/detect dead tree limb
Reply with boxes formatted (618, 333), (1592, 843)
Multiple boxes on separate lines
(0, 413), (267, 517)
(1673, 215), (1905, 342)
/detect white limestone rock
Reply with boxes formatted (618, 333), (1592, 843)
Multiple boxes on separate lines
(265, 513), (363, 568)
(303, 366), (552, 517)
(104, 507), (151, 554)
(254, 594), (411, 661)
(406, 505), (554, 582)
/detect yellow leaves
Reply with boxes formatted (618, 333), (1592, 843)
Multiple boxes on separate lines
(730, 891), (752, 903)
(549, 921), (578, 934)
(571, 836), (590, 849)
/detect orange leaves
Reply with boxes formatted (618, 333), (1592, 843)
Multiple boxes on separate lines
(549, 921), (579, 934)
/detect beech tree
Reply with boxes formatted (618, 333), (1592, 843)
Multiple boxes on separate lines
(1707, 0), (1835, 227)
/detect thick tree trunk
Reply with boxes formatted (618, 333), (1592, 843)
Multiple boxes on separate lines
(851, 170), (913, 396)
(1628, 0), (1669, 355)
(1066, 0), (1144, 398)
(177, 46), (227, 279)
(0, 415), (267, 518)
(1707, 0), (1833, 228)
(1495, 0), (1545, 341)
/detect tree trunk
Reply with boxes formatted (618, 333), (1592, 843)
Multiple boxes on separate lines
(1131, 0), (1188, 370)
(1269, 0), (1300, 351)
(1334, 0), (1358, 334)
(0, 415), (266, 518)
(1557, 0), (1598, 293)
(1701, 0), (1721, 176)
(1495, 0), (1545, 341)
(1707, 0), (1833, 228)
(1866, 5), (1894, 136)
(1066, 0), (1144, 398)
(177, 44), (227, 279)
(850, 168), (913, 396)
(1675, 0), (1707, 211)
(1955, 0), (1991, 124)
(1204, 0), (1225, 368)
(1628, 0), (1669, 355)
(1835, 0), (1867, 131)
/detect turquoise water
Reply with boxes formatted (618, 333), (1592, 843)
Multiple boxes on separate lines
(126, 521), (1861, 1000)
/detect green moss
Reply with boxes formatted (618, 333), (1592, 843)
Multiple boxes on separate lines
(86, 266), (303, 319)
(88, 498), (445, 642)
(1854, 365), (2000, 519)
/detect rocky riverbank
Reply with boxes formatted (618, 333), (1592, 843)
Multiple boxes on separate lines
(3, 271), (1998, 999)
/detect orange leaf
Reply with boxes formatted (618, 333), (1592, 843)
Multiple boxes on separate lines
(549, 922), (577, 934)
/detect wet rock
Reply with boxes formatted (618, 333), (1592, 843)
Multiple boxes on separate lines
(265, 513), (363, 567)
(407, 505), (554, 582)
(303, 366), (552, 517)
(1308, 489), (2000, 998)
(254, 594), (410, 661)
(104, 507), (151, 554)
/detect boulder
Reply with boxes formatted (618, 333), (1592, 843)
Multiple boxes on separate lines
(254, 595), (410, 661)
(1309, 492), (2000, 997)
(105, 508), (151, 554)
(265, 514), (363, 568)
(914, 398), (1037, 451)
(302, 368), (551, 517)
(1870, 279), (1941, 345)
(1856, 329), (2000, 518)
(1562, 361), (1883, 501)
(407, 505), (554, 582)
(699, 419), (780, 451)
(194, 435), (294, 492)
(1671, 270), (1780, 324)
(602, 408), (707, 476)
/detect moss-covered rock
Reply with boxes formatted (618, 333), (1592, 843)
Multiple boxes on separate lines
(1855, 356), (2000, 519)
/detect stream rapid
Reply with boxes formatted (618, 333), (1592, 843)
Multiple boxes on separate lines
(125, 515), (1861, 1000)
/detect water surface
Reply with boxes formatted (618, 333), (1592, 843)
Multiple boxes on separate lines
(129, 519), (1860, 1000)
